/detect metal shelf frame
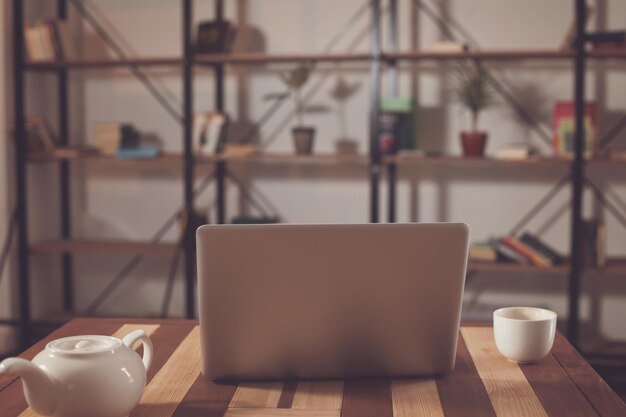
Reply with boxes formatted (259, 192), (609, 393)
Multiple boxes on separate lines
(10, 0), (616, 349)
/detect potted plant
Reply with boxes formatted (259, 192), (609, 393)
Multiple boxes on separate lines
(266, 64), (315, 155)
(453, 63), (496, 157)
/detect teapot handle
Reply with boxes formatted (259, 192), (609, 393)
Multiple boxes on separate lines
(122, 330), (153, 372)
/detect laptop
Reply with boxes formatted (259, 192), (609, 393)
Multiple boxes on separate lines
(196, 223), (469, 381)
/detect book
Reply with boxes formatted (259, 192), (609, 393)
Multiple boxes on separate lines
(24, 116), (56, 153)
(580, 219), (606, 268)
(38, 23), (55, 60)
(52, 146), (100, 159)
(378, 97), (416, 155)
(193, 112), (228, 155)
(587, 31), (626, 46)
(493, 145), (538, 160)
(24, 26), (44, 62)
(430, 41), (468, 53)
(520, 233), (565, 265)
(24, 20), (74, 62)
(500, 236), (552, 267)
(196, 21), (237, 54)
(469, 243), (497, 263)
(116, 147), (160, 159)
(489, 238), (530, 265)
(552, 101), (597, 158)
(596, 222), (606, 268)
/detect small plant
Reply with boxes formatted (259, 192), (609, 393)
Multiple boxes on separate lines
(453, 63), (496, 132)
(265, 64), (313, 127)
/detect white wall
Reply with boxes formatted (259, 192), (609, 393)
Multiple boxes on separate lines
(22, 1), (626, 348)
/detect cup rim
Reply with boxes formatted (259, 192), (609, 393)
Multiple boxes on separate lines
(493, 306), (557, 322)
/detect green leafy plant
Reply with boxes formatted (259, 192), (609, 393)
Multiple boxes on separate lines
(265, 64), (312, 127)
(453, 64), (496, 132)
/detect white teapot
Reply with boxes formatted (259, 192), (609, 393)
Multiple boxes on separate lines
(0, 329), (152, 417)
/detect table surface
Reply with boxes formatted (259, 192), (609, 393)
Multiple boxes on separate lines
(1, 319), (624, 417)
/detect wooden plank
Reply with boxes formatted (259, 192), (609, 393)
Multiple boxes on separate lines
(291, 381), (343, 410)
(342, 379), (392, 417)
(225, 409), (340, 417)
(229, 382), (284, 408)
(391, 380), (444, 417)
(277, 381), (298, 409)
(142, 323), (196, 383)
(461, 327), (549, 417)
(112, 323), (160, 339)
(30, 239), (177, 257)
(519, 353), (600, 417)
(436, 336), (497, 417)
(551, 332), (626, 417)
(170, 374), (237, 417)
(131, 326), (202, 417)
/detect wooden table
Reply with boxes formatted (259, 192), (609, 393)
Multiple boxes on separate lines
(1, 319), (624, 417)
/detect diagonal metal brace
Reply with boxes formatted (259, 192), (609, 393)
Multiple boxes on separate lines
(508, 173), (571, 236)
(584, 176), (626, 230)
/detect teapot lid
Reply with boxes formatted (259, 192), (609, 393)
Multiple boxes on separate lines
(46, 335), (121, 355)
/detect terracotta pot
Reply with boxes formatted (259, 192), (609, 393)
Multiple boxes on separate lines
(292, 127), (315, 155)
(460, 131), (488, 157)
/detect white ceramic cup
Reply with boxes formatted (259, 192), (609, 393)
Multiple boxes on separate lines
(493, 307), (557, 363)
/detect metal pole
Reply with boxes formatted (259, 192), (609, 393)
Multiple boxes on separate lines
(387, 0), (398, 223)
(369, 0), (382, 223)
(182, 0), (195, 319)
(568, 0), (587, 348)
(215, 0), (227, 224)
(57, 0), (74, 313)
(388, 0), (399, 96)
(13, 0), (31, 347)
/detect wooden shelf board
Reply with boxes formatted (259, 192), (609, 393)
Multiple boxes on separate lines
(24, 57), (182, 70)
(468, 261), (569, 274)
(29, 151), (366, 166)
(215, 153), (369, 165)
(29, 151), (186, 163)
(589, 49), (626, 59)
(592, 259), (626, 275)
(384, 50), (577, 61)
(387, 155), (571, 167)
(468, 258), (626, 275)
(25, 49), (624, 71)
(195, 52), (371, 64)
(30, 240), (177, 257)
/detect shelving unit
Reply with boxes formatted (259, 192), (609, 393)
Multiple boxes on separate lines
(9, 0), (625, 350)
(383, 0), (626, 349)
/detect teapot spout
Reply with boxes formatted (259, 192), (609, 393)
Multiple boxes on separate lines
(0, 358), (58, 415)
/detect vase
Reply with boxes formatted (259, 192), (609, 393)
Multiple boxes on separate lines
(292, 127), (316, 155)
(460, 131), (488, 157)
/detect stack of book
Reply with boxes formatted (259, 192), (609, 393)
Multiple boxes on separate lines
(24, 20), (73, 62)
(469, 233), (565, 268)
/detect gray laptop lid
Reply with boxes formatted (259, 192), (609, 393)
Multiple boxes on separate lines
(197, 223), (469, 380)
